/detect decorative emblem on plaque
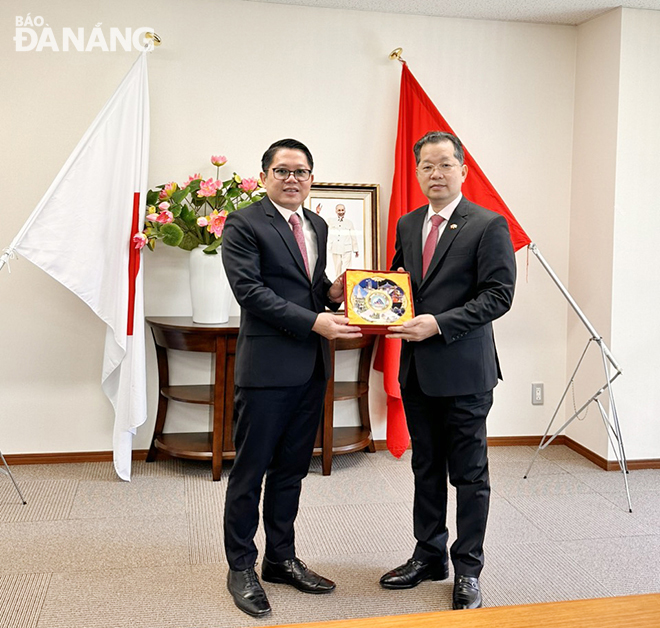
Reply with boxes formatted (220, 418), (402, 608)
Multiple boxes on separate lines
(344, 270), (414, 332)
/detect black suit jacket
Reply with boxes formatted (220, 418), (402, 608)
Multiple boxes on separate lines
(222, 196), (336, 388)
(391, 197), (516, 397)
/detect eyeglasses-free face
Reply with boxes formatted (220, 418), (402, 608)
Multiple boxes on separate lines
(260, 149), (314, 210)
(415, 141), (467, 209)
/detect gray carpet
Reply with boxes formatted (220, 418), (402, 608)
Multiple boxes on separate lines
(1, 445), (659, 627)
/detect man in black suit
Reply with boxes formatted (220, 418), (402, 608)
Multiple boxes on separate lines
(221, 139), (361, 618)
(379, 132), (516, 609)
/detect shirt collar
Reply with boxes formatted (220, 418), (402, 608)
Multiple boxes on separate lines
(426, 193), (462, 223)
(271, 198), (303, 222)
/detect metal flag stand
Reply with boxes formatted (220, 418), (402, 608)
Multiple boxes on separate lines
(523, 243), (632, 512)
(0, 250), (27, 505)
(1, 450), (27, 505)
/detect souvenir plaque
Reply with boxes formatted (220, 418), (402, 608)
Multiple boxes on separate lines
(343, 269), (414, 333)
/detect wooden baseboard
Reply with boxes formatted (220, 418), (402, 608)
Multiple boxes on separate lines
(4, 439), (659, 470)
(374, 435), (660, 470)
(2, 450), (150, 465)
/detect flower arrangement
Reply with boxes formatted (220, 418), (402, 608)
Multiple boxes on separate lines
(133, 155), (265, 254)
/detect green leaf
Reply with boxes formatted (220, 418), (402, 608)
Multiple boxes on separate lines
(146, 189), (160, 206)
(171, 188), (189, 204)
(169, 203), (182, 218)
(160, 223), (184, 247)
(180, 206), (197, 224)
(179, 231), (201, 251)
(204, 238), (222, 253)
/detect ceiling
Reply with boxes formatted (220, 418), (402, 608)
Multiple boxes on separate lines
(246, 0), (660, 25)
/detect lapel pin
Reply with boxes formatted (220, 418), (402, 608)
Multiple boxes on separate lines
(450, 223), (457, 230)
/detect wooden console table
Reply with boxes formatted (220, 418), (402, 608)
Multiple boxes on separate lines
(145, 316), (375, 480)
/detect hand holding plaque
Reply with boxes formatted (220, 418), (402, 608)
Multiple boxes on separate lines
(343, 269), (414, 333)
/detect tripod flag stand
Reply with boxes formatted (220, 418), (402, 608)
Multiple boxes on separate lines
(523, 243), (631, 512)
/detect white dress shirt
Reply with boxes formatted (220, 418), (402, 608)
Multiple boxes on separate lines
(272, 201), (319, 273)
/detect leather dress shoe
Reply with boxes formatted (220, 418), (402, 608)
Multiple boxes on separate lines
(380, 558), (449, 589)
(452, 575), (482, 609)
(227, 567), (271, 617)
(261, 557), (336, 593)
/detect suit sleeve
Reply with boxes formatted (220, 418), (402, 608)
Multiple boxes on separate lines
(435, 214), (516, 343)
(390, 220), (404, 271)
(221, 211), (318, 340)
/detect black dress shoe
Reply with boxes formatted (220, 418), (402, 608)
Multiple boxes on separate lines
(227, 567), (271, 617)
(261, 557), (336, 593)
(379, 558), (449, 589)
(452, 575), (482, 609)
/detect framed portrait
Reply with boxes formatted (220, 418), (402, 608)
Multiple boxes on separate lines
(304, 182), (380, 282)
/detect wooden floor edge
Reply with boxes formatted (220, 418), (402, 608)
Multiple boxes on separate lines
(4, 440), (660, 470)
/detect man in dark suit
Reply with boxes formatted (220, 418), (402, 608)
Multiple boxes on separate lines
(221, 138), (361, 618)
(379, 132), (516, 610)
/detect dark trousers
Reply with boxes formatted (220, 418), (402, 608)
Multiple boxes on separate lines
(402, 364), (492, 577)
(223, 356), (327, 571)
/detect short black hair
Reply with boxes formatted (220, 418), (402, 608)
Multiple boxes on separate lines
(413, 131), (465, 165)
(261, 138), (314, 173)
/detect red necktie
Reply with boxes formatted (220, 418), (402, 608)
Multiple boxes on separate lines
(289, 213), (310, 277)
(422, 214), (445, 277)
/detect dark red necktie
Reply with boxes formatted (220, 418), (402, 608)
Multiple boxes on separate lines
(422, 214), (445, 277)
(289, 213), (310, 277)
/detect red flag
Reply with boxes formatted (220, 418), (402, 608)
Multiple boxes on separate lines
(375, 62), (530, 457)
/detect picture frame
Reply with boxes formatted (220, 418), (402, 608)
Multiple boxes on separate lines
(304, 182), (380, 282)
(343, 269), (415, 334)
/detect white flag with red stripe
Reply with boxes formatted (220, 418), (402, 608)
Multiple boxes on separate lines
(7, 50), (150, 480)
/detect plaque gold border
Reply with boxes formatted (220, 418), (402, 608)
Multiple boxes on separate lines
(343, 269), (414, 333)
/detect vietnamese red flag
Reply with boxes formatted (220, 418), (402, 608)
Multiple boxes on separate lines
(8, 50), (150, 480)
(376, 62), (530, 457)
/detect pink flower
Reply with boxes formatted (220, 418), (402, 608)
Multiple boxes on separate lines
(158, 181), (177, 199)
(197, 216), (209, 227)
(183, 173), (202, 187)
(156, 210), (174, 224)
(146, 212), (159, 222)
(211, 155), (227, 167)
(197, 178), (220, 197)
(133, 232), (148, 249)
(207, 210), (228, 237)
(158, 201), (170, 211)
(239, 177), (258, 193)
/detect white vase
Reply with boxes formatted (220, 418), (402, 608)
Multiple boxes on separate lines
(189, 244), (232, 324)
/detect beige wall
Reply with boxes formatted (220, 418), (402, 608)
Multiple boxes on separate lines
(610, 8), (660, 459)
(566, 7), (660, 461)
(2, 0), (637, 460)
(567, 9), (621, 457)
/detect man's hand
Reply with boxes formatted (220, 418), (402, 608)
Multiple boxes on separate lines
(386, 314), (439, 342)
(328, 274), (345, 303)
(313, 313), (362, 340)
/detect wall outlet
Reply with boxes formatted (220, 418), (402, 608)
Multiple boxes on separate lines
(532, 383), (544, 405)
